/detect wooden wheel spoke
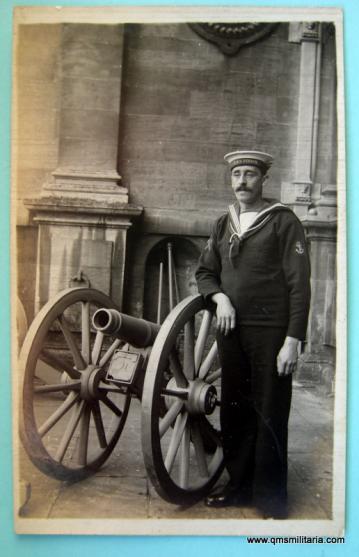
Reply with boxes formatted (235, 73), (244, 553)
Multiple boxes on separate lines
(58, 316), (86, 371)
(179, 422), (190, 488)
(205, 368), (221, 384)
(169, 350), (187, 388)
(76, 404), (91, 466)
(98, 382), (124, 394)
(55, 400), (85, 463)
(91, 331), (104, 365)
(164, 411), (188, 474)
(40, 349), (80, 379)
(81, 301), (91, 364)
(183, 318), (195, 380)
(34, 381), (81, 394)
(191, 421), (209, 478)
(194, 311), (213, 374)
(198, 341), (218, 379)
(38, 391), (79, 437)
(159, 400), (183, 437)
(99, 338), (121, 367)
(100, 395), (123, 418)
(91, 401), (107, 448)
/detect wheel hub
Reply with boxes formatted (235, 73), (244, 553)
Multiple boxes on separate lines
(164, 377), (217, 415)
(80, 365), (105, 401)
(187, 380), (217, 415)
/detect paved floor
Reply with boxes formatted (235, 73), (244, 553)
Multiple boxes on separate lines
(17, 382), (334, 522)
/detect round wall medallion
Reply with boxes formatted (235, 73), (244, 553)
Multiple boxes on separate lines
(189, 22), (278, 55)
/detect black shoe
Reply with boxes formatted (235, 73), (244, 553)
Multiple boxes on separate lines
(259, 500), (288, 520)
(205, 486), (252, 508)
(262, 507), (288, 520)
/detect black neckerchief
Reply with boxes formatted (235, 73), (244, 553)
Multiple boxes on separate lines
(227, 200), (290, 263)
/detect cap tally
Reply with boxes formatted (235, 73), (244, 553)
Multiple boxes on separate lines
(224, 150), (274, 173)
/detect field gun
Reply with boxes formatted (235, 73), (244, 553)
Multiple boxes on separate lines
(19, 286), (223, 505)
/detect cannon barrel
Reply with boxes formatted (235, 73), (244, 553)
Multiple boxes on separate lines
(92, 308), (161, 348)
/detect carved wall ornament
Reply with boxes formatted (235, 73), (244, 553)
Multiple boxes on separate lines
(288, 21), (323, 44)
(301, 21), (321, 41)
(189, 22), (278, 55)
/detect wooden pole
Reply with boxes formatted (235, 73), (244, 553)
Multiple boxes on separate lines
(173, 258), (180, 305)
(167, 243), (174, 312)
(157, 262), (164, 325)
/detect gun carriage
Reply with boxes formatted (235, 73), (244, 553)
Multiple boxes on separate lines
(19, 251), (224, 505)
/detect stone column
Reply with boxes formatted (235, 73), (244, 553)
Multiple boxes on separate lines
(25, 23), (142, 311)
(299, 214), (337, 393)
(281, 23), (338, 390)
(282, 22), (323, 214)
(46, 23), (128, 203)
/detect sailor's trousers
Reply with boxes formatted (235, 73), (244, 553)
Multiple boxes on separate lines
(217, 325), (292, 511)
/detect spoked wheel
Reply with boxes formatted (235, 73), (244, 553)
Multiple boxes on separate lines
(142, 294), (224, 505)
(19, 287), (131, 482)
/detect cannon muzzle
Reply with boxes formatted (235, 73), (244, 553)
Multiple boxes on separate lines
(92, 309), (160, 348)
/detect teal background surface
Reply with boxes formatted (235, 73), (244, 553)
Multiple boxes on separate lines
(1, 0), (357, 555)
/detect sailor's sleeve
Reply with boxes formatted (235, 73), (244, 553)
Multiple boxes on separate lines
(277, 213), (311, 340)
(195, 221), (223, 302)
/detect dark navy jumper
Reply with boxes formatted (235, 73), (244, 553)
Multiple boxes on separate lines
(195, 201), (311, 513)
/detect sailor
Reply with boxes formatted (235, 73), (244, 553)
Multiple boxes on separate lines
(195, 150), (311, 518)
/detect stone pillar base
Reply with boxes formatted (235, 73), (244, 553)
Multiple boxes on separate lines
(299, 216), (337, 392)
(25, 196), (142, 313)
(48, 168), (129, 203)
(297, 349), (335, 395)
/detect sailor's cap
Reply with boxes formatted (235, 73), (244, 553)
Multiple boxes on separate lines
(224, 150), (274, 173)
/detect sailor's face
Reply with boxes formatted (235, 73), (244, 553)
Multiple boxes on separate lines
(231, 165), (265, 206)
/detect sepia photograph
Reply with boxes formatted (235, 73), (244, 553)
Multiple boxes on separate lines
(11, 5), (345, 536)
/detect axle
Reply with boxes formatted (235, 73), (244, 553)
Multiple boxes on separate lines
(92, 308), (160, 348)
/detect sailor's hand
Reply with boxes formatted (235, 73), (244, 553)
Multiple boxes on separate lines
(211, 293), (236, 336)
(277, 336), (300, 376)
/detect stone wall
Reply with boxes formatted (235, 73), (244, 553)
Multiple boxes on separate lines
(118, 22), (300, 219)
(116, 22), (337, 320)
(15, 21), (338, 337)
(15, 21), (338, 229)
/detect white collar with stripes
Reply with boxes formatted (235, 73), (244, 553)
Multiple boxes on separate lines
(228, 202), (287, 240)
